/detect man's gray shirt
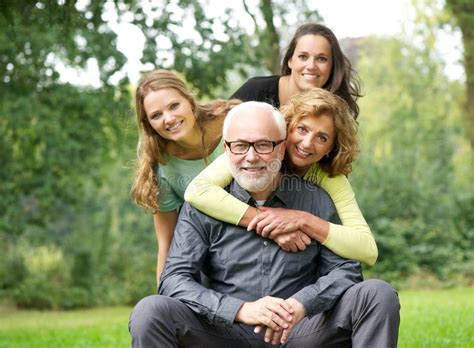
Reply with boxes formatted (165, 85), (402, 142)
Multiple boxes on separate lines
(159, 173), (363, 326)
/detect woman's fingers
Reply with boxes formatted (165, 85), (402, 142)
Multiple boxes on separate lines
(247, 212), (268, 232)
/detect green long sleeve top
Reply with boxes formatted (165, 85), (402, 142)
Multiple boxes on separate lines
(184, 154), (378, 265)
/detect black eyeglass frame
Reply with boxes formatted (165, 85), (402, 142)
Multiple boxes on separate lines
(224, 139), (285, 155)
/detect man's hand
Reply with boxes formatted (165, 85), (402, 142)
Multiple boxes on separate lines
(235, 296), (294, 332)
(280, 298), (306, 344)
(248, 207), (308, 238)
(253, 297), (306, 345)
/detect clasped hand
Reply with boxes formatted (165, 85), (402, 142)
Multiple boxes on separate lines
(248, 207), (311, 252)
(235, 296), (305, 345)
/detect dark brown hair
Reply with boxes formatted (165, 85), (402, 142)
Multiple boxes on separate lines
(281, 23), (362, 119)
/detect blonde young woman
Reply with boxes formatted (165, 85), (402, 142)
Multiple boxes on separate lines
(185, 88), (378, 265)
(130, 69), (240, 284)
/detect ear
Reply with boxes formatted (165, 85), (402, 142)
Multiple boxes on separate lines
(288, 57), (293, 71)
(224, 142), (230, 156)
(278, 141), (287, 159)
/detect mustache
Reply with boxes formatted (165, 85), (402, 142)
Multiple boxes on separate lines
(239, 159), (281, 172)
(239, 162), (267, 169)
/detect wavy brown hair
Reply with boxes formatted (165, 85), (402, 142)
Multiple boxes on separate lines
(281, 23), (362, 119)
(130, 69), (240, 211)
(281, 88), (358, 177)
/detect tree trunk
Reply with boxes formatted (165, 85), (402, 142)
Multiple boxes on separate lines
(260, 0), (281, 74)
(446, 0), (474, 148)
(463, 27), (474, 148)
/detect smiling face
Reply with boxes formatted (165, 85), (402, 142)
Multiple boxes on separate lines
(286, 114), (335, 176)
(225, 104), (286, 199)
(143, 88), (196, 142)
(288, 34), (332, 92)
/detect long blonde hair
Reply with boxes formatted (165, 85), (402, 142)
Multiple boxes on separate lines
(281, 88), (358, 177)
(130, 69), (240, 211)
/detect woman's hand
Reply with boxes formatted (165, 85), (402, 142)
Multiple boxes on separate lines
(248, 207), (312, 252)
(248, 207), (308, 238)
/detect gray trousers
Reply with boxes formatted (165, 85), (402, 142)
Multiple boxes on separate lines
(129, 279), (400, 348)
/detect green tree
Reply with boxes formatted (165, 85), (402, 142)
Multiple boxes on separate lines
(0, 0), (129, 235)
(353, 31), (472, 285)
(0, 0), (138, 306)
(2, 0), (471, 308)
(0, 0), (326, 309)
(127, 0), (322, 96)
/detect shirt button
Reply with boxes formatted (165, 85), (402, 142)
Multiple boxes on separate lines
(263, 241), (268, 246)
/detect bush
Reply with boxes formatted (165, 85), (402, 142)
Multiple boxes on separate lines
(13, 274), (59, 309)
(0, 248), (27, 290)
(57, 287), (95, 309)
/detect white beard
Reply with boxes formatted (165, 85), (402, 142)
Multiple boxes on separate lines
(228, 159), (282, 193)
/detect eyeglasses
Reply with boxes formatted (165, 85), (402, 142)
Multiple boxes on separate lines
(225, 140), (285, 155)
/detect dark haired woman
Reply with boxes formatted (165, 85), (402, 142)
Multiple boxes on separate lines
(231, 23), (362, 118)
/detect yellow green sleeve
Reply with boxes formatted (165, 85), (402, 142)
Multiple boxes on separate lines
(184, 154), (249, 225)
(304, 164), (378, 266)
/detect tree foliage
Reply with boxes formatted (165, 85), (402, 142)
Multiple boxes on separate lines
(122, 0), (322, 96)
(353, 31), (472, 286)
(0, 0), (471, 309)
(0, 0), (148, 307)
(0, 0), (130, 236)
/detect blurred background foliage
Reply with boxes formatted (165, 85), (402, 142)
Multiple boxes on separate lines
(0, 0), (472, 309)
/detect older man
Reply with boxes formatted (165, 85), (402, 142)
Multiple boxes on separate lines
(130, 101), (400, 347)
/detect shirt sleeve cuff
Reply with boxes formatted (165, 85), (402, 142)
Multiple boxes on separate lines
(291, 288), (319, 318)
(215, 296), (245, 326)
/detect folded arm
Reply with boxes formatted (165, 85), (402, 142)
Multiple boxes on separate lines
(185, 155), (378, 265)
(249, 166), (378, 264)
(312, 168), (378, 265)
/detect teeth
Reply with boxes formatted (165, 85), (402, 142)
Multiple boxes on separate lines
(296, 147), (311, 156)
(302, 74), (319, 80)
(167, 121), (182, 132)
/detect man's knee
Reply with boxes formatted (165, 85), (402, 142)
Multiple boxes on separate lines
(129, 295), (177, 335)
(357, 279), (400, 312)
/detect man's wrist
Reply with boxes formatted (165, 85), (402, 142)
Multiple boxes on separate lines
(286, 297), (306, 317)
(217, 297), (246, 326)
(234, 302), (249, 323)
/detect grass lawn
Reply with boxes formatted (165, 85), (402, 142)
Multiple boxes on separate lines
(0, 287), (472, 347)
(398, 287), (474, 347)
(0, 306), (131, 348)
